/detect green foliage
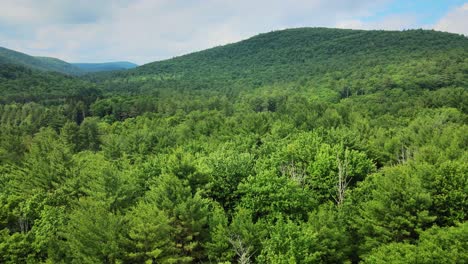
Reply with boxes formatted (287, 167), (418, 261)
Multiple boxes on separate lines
(363, 222), (468, 263)
(204, 203), (232, 263)
(0, 28), (466, 263)
(356, 165), (436, 254)
(78, 117), (101, 151)
(14, 127), (73, 196)
(228, 207), (268, 262)
(62, 199), (123, 264)
(258, 217), (321, 263)
(144, 174), (211, 262)
(238, 171), (316, 221)
(258, 204), (353, 263)
(123, 201), (173, 263)
(205, 147), (255, 212)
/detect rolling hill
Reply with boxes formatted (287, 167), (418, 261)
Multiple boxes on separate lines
(100, 28), (467, 95)
(0, 47), (138, 75)
(0, 47), (83, 75)
(2, 28), (467, 103)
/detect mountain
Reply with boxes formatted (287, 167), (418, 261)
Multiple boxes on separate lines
(107, 28), (467, 90)
(0, 47), (83, 75)
(72, 61), (138, 72)
(0, 46), (138, 75)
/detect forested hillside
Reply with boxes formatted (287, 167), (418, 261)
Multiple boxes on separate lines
(0, 28), (467, 263)
(96, 28), (467, 94)
(0, 47), (83, 75)
(0, 47), (138, 75)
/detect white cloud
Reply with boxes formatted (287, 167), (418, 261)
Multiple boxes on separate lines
(434, 3), (468, 35)
(336, 14), (419, 31)
(335, 19), (367, 29)
(0, 0), (397, 64)
(0, 0), (122, 25)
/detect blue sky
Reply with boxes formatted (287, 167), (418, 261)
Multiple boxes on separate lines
(0, 0), (466, 64)
(365, 0), (466, 24)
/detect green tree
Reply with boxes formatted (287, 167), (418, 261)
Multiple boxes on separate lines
(60, 121), (80, 152)
(123, 201), (174, 263)
(78, 117), (101, 151)
(363, 222), (468, 264)
(237, 171), (316, 221)
(258, 217), (321, 264)
(63, 199), (122, 264)
(145, 174), (211, 262)
(356, 165), (436, 254)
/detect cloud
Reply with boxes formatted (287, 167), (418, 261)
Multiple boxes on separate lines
(0, 0), (431, 64)
(434, 3), (468, 35)
(0, 0), (123, 25)
(336, 14), (419, 31)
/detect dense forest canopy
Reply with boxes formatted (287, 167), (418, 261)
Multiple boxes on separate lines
(0, 28), (467, 263)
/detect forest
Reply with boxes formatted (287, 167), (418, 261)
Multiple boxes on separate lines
(0, 28), (467, 263)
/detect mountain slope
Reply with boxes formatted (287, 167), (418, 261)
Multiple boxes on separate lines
(0, 47), (83, 75)
(0, 63), (97, 103)
(0, 47), (138, 75)
(103, 28), (467, 94)
(72, 61), (138, 72)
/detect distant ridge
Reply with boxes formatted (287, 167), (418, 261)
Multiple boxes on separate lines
(0, 46), (137, 75)
(72, 61), (138, 72)
(0, 47), (83, 75)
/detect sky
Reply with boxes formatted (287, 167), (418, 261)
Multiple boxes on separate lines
(0, 0), (466, 65)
